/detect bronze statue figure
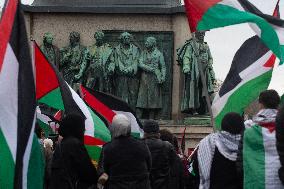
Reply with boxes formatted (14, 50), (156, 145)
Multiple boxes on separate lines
(112, 32), (140, 110)
(177, 31), (215, 115)
(136, 37), (166, 119)
(85, 31), (113, 93)
(40, 32), (60, 68)
(60, 31), (90, 88)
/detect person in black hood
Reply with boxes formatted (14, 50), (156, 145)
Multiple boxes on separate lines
(49, 114), (98, 189)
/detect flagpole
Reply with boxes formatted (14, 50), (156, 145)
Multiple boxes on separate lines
(197, 54), (215, 130)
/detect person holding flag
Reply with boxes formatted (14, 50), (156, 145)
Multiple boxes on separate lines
(237, 90), (283, 189)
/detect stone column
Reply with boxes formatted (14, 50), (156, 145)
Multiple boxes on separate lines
(172, 13), (192, 121)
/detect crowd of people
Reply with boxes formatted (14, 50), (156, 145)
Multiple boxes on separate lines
(36, 89), (284, 189)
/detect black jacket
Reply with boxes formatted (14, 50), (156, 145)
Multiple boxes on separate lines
(189, 148), (242, 189)
(169, 154), (185, 189)
(103, 136), (152, 189)
(49, 137), (98, 189)
(145, 138), (176, 189)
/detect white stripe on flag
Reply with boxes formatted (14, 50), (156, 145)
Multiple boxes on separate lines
(68, 85), (95, 138)
(212, 51), (273, 117)
(0, 44), (19, 161)
(262, 129), (283, 189)
(22, 114), (36, 189)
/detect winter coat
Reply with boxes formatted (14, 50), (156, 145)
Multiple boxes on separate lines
(169, 154), (185, 189)
(49, 137), (98, 189)
(144, 137), (176, 189)
(102, 136), (152, 189)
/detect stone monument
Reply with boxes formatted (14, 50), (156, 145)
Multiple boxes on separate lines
(177, 31), (215, 115)
(85, 31), (113, 93)
(136, 37), (166, 119)
(112, 32), (140, 110)
(40, 32), (60, 68)
(60, 31), (89, 88)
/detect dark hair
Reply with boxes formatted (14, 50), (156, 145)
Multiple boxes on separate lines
(59, 114), (85, 141)
(259, 90), (280, 109)
(221, 112), (244, 134)
(160, 129), (174, 143)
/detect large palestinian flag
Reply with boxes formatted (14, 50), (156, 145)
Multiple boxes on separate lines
(80, 86), (144, 138)
(34, 43), (111, 164)
(243, 125), (283, 189)
(184, 0), (284, 63)
(0, 0), (44, 188)
(212, 35), (276, 129)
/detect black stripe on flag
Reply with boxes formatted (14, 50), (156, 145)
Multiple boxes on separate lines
(238, 0), (284, 27)
(8, 5), (36, 188)
(83, 86), (143, 129)
(219, 35), (269, 97)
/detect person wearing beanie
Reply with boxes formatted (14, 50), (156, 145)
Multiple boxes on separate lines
(98, 114), (152, 189)
(237, 89), (283, 189)
(49, 114), (98, 189)
(188, 112), (244, 189)
(143, 120), (176, 189)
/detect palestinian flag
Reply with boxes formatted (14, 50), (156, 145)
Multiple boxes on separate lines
(243, 125), (283, 188)
(212, 35), (276, 129)
(212, 1), (280, 129)
(36, 107), (56, 137)
(184, 0), (284, 62)
(0, 0), (44, 188)
(80, 86), (144, 138)
(34, 43), (111, 163)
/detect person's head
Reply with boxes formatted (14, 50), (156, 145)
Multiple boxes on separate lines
(258, 89), (280, 109)
(195, 31), (205, 42)
(94, 31), (105, 45)
(119, 32), (132, 46)
(145, 37), (157, 51)
(221, 112), (245, 134)
(109, 114), (131, 139)
(69, 31), (80, 46)
(143, 120), (160, 139)
(43, 32), (54, 45)
(160, 129), (174, 143)
(58, 114), (85, 141)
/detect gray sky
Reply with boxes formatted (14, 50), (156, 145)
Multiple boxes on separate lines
(1, 0), (284, 94)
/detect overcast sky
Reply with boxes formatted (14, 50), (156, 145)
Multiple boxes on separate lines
(1, 0), (284, 95)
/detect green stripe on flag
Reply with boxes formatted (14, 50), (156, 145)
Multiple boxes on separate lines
(88, 107), (111, 142)
(85, 145), (102, 161)
(131, 132), (141, 138)
(215, 70), (272, 129)
(27, 135), (45, 189)
(38, 87), (64, 110)
(0, 129), (15, 189)
(37, 119), (54, 138)
(198, 4), (282, 61)
(243, 125), (265, 189)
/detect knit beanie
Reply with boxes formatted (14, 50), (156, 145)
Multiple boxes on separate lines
(143, 120), (159, 134)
